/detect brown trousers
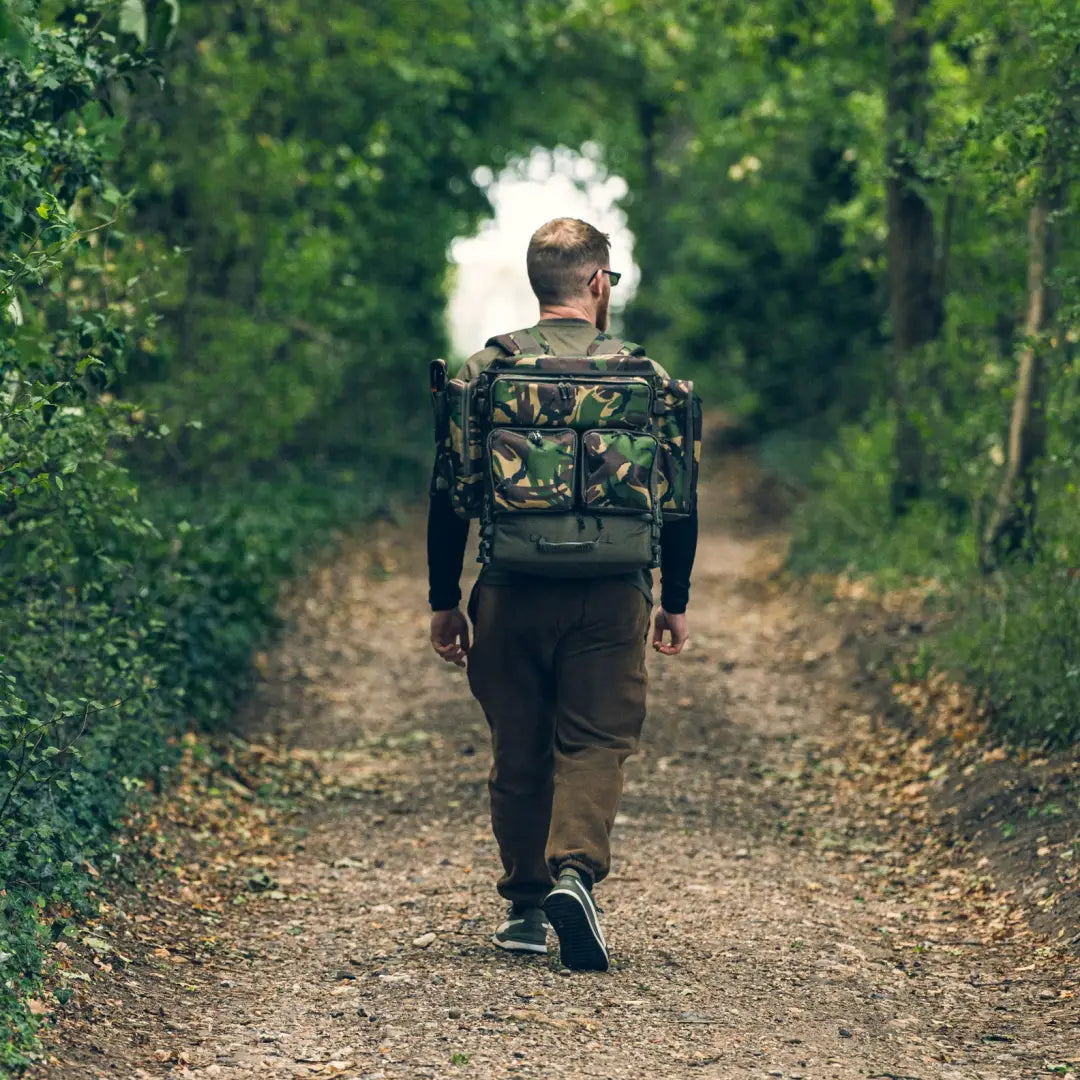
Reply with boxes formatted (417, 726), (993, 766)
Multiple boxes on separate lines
(467, 579), (650, 908)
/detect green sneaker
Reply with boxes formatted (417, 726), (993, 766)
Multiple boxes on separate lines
(543, 868), (609, 972)
(492, 905), (550, 954)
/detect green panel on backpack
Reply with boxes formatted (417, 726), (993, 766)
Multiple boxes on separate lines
(488, 429), (577, 512)
(583, 431), (658, 513)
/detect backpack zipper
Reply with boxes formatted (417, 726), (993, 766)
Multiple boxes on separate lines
(460, 380), (472, 478)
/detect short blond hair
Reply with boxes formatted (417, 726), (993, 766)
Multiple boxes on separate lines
(526, 218), (611, 305)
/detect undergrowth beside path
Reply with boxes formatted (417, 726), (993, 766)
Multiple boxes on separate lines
(786, 416), (1080, 747)
(0, 469), (411, 1068)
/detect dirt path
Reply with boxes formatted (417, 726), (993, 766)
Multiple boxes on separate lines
(34, 462), (1079, 1079)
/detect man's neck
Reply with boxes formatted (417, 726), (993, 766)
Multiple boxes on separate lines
(538, 303), (595, 325)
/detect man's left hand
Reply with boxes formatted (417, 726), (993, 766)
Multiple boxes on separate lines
(431, 607), (470, 668)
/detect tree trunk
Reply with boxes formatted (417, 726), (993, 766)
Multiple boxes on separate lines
(623, 96), (670, 345)
(886, 0), (942, 513)
(980, 193), (1063, 568)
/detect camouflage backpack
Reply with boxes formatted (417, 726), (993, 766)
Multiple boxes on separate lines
(430, 328), (701, 578)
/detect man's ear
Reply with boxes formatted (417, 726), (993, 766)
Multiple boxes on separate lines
(587, 268), (604, 300)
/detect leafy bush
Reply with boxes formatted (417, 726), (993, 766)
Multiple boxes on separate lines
(0, 3), (419, 1063)
(940, 373), (1080, 745)
(116, 0), (543, 477)
(787, 412), (974, 583)
(789, 382), (1080, 745)
(942, 560), (1080, 747)
(0, 446), (397, 1065)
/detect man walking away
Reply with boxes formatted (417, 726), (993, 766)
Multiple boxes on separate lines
(428, 217), (699, 971)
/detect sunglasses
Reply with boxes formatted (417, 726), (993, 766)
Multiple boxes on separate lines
(587, 267), (622, 287)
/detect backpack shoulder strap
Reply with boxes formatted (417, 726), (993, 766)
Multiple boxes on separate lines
(485, 328), (550, 356)
(587, 333), (647, 358)
(485, 334), (519, 356)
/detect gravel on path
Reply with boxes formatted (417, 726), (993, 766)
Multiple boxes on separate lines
(32, 460), (1079, 1080)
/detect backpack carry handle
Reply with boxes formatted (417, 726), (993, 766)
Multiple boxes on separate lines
(534, 537), (602, 554)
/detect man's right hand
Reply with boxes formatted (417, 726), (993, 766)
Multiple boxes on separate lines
(652, 609), (689, 656)
(431, 608), (470, 669)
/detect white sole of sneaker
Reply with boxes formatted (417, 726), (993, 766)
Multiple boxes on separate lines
(492, 934), (548, 954)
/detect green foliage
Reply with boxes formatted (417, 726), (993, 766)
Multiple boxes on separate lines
(0, 2), (409, 1064)
(0, 460), (387, 1066)
(790, 335), (1080, 741)
(628, 26), (884, 429)
(118, 0), (550, 476)
(787, 413), (974, 583)
(785, 0), (1080, 744)
(514, 1), (886, 433)
(104, 0), (899, 465)
(942, 561), (1080, 746)
(937, 353), (1080, 744)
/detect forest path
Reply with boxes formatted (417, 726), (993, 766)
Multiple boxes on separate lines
(36, 459), (1078, 1080)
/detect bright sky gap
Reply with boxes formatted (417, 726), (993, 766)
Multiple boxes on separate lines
(447, 145), (639, 360)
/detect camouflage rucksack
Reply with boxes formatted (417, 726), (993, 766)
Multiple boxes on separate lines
(430, 328), (701, 578)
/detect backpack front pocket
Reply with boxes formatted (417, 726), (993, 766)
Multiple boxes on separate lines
(582, 430), (658, 513)
(490, 376), (653, 430)
(488, 429), (577, 512)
